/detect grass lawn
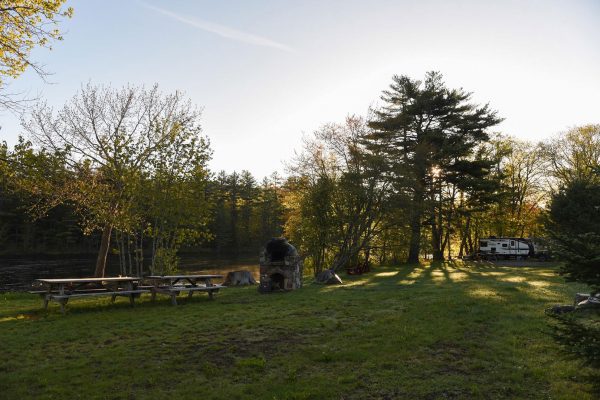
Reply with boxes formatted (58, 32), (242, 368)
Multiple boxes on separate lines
(0, 261), (597, 399)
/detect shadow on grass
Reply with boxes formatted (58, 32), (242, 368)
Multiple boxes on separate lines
(313, 260), (598, 397)
(0, 290), (229, 320)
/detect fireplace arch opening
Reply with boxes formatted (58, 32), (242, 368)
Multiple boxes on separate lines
(270, 273), (285, 290)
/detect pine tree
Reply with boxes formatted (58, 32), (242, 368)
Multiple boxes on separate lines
(548, 178), (600, 292)
(366, 72), (501, 262)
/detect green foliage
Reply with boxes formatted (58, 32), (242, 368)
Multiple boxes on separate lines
(0, 139), (287, 260)
(152, 247), (179, 275)
(548, 178), (600, 291)
(541, 124), (600, 187)
(554, 233), (600, 292)
(286, 116), (386, 273)
(140, 113), (213, 273)
(284, 175), (335, 272)
(208, 170), (284, 255)
(550, 311), (600, 369)
(0, 139), (100, 254)
(0, 0), (73, 110)
(549, 179), (600, 236)
(17, 83), (213, 276)
(0, 0), (73, 83)
(477, 135), (546, 238)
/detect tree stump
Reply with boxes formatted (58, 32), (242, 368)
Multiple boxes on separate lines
(574, 293), (590, 305)
(315, 269), (343, 285)
(223, 270), (257, 286)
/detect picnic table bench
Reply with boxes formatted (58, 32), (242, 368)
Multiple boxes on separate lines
(145, 274), (224, 305)
(32, 277), (148, 314)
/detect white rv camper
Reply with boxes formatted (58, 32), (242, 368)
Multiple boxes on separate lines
(478, 237), (533, 259)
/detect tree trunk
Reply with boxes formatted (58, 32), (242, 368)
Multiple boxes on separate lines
(431, 194), (443, 261)
(380, 237), (387, 265)
(94, 224), (113, 277)
(127, 233), (133, 276)
(445, 230), (452, 260)
(458, 215), (471, 258)
(408, 151), (426, 264)
(407, 209), (422, 263)
(431, 221), (444, 261)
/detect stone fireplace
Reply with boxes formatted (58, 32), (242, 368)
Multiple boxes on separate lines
(259, 238), (303, 293)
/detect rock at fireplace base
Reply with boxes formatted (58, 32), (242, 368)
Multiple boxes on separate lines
(548, 304), (576, 314)
(223, 270), (257, 286)
(577, 296), (600, 309)
(315, 270), (343, 285)
(574, 293), (590, 305)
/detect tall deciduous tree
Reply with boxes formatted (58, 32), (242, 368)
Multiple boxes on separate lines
(287, 116), (387, 273)
(21, 83), (208, 277)
(366, 71), (502, 262)
(143, 118), (212, 275)
(491, 136), (545, 237)
(541, 124), (600, 188)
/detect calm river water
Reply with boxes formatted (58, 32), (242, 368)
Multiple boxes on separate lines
(0, 254), (260, 291)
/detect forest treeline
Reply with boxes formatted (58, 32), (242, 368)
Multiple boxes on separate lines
(0, 137), (285, 268)
(1, 73), (598, 278)
(0, 156), (285, 260)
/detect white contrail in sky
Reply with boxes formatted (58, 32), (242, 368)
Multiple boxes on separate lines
(141, 2), (293, 52)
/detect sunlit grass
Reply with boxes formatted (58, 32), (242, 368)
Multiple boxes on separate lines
(373, 271), (398, 277)
(0, 261), (597, 399)
(468, 286), (505, 301)
(501, 275), (527, 283)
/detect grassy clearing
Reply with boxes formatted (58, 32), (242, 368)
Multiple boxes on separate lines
(0, 261), (597, 399)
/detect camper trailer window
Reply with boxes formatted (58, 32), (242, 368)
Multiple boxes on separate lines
(511, 240), (515, 246)
(480, 241), (488, 247)
(502, 243), (508, 248)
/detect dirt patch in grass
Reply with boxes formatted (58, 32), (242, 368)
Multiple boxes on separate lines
(179, 328), (309, 370)
(341, 387), (410, 400)
(428, 340), (468, 363)
(423, 389), (470, 399)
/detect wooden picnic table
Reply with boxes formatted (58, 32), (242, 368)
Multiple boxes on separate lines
(33, 277), (148, 314)
(145, 274), (224, 305)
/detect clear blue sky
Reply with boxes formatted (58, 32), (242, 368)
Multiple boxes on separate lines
(1, 0), (599, 179)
